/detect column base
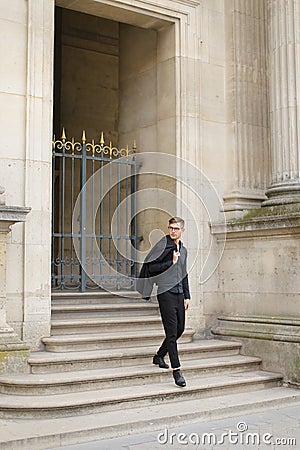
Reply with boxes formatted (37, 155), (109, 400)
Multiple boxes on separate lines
(223, 191), (267, 219)
(0, 327), (30, 374)
(263, 181), (300, 207)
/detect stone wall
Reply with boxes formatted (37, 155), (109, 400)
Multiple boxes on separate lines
(57, 8), (120, 143)
(119, 23), (177, 252)
(209, 207), (300, 384)
(0, 0), (54, 350)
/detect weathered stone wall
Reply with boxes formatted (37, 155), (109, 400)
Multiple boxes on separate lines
(119, 23), (177, 252)
(57, 8), (120, 142)
(209, 207), (300, 384)
(0, 0), (54, 350)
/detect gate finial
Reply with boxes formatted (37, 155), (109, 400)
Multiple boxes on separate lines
(100, 132), (105, 146)
(61, 127), (66, 141)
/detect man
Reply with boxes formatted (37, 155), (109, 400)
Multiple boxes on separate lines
(137, 217), (191, 387)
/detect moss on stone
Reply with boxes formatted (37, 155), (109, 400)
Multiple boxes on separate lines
(227, 204), (300, 225)
(0, 351), (9, 363)
(290, 354), (300, 385)
(0, 350), (29, 374)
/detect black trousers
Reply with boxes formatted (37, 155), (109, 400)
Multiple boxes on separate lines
(156, 291), (185, 369)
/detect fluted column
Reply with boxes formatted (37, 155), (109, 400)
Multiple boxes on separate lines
(224, 0), (270, 214)
(264, 0), (300, 206)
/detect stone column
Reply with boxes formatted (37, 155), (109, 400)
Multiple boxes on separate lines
(22, 0), (54, 348)
(264, 0), (300, 206)
(223, 0), (270, 215)
(0, 187), (31, 373)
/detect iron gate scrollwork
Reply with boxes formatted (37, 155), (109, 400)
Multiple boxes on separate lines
(51, 129), (139, 292)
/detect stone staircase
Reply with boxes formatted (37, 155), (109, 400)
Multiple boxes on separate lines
(0, 291), (300, 449)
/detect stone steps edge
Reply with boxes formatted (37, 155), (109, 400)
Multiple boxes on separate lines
(1, 388), (299, 450)
(28, 341), (243, 365)
(0, 373), (283, 419)
(0, 356), (262, 391)
(42, 329), (195, 344)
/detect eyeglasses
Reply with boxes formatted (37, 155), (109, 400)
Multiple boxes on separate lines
(168, 226), (181, 232)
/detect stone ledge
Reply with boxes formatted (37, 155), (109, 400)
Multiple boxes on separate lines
(211, 206), (300, 240)
(215, 315), (300, 326)
(212, 315), (300, 343)
(0, 342), (30, 352)
(0, 205), (31, 223)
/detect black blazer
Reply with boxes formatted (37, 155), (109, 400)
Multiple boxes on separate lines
(137, 235), (190, 300)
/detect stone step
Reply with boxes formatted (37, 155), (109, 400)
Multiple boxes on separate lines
(0, 355), (262, 395)
(0, 370), (283, 419)
(51, 302), (159, 319)
(51, 291), (144, 305)
(2, 387), (299, 450)
(50, 316), (163, 335)
(28, 340), (243, 373)
(42, 328), (195, 352)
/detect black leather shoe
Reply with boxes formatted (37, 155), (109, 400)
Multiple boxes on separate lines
(173, 369), (186, 387)
(153, 354), (169, 369)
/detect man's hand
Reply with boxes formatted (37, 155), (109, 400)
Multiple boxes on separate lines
(173, 250), (180, 264)
(184, 299), (190, 310)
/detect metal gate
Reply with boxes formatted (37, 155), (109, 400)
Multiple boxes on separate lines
(51, 129), (139, 292)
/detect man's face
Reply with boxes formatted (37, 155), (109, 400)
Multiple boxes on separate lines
(168, 222), (183, 240)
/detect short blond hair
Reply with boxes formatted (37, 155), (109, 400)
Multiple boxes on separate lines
(169, 217), (184, 228)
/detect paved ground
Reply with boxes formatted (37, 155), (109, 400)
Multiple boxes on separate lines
(50, 403), (300, 450)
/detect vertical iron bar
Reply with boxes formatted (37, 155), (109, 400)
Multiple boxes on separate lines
(51, 148), (56, 288)
(117, 159), (121, 289)
(125, 162), (129, 278)
(71, 151), (75, 282)
(109, 161), (112, 277)
(61, 146), (66, 289)
(80, 142), (87, 292)
(130, 156), (137, 282)
(92, 155), (95, 284)
(100, 159), (103, 286)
